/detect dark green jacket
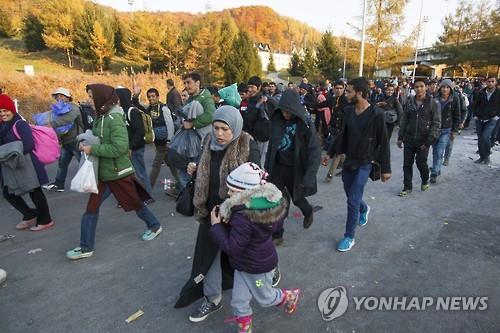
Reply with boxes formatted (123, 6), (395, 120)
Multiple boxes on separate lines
(90, 105), (134, 181)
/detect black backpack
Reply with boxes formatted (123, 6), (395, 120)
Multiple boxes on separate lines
(79, 103), (95, 131)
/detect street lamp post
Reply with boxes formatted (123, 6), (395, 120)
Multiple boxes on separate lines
(359, 0), (367, 77)
(411, 0), (424, 83)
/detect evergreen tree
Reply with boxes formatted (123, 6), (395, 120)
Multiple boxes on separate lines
(112, 14), (126, 56)
(301, 47), (318, 77)
(435, 0), (500, 68)
(23, 13), (46, 52)
(267, 52), (277, 72)
(224, 31), (262, 85)
(288, 53), (303, 76)
(90, 21), (114, 73)
(316, 31), (340, 80)
(75, 2), (115, 67)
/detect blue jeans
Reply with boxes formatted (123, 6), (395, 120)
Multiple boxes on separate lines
(431, 128), (451, 177)
(342, 164), (371, 239)
(130, 147), (153, 195)
(80, 185), (161, 251)
(55, 142), (81, 188)
(476, 118), (498, 160)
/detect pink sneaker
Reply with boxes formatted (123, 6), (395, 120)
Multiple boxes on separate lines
(29, 221), (55, 232)
(16, 218), (37, 230)
(281, 288), (301, 314)
(225, 315), (253, 333)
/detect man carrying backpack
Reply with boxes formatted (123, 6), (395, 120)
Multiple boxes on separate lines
(44, 87), (83, 192)
(116, 87), (154, 198)
(144, 88), (176, 190)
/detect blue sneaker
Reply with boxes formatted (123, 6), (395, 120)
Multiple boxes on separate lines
(141, 226), (162, 241)
(359, 206), (371, 227)
(337, 237), (355, 252)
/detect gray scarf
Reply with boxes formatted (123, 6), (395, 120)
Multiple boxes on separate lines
(210, 105), (243, 151)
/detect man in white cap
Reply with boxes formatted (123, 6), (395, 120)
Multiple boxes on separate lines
(43, 87), (83, 192)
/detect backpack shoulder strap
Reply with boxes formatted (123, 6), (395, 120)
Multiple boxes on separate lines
(12, 120), (22, 139)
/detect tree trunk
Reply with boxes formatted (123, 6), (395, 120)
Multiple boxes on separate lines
(66, 48), (73, 68)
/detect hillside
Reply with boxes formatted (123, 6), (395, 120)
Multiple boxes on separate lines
(128, 6), (322, 52)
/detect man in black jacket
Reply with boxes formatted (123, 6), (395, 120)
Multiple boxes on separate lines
(327, 77), (391, 252)
(430, 79), (461, 183)
(243, 76), (276, 166)
(473, 77), (500, 165)
(309, 80), (349, 181)
(265, 89), (321, 245)
(397, 78), (441, 196)
(116, 87), (153, 197)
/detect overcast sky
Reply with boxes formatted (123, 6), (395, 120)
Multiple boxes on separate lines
(95, 0), (491, 48)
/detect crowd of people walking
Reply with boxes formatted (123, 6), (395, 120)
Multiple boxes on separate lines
(0, 73), (498, 332)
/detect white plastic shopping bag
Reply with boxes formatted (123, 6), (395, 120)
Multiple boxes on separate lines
(70, 154), (98, 194)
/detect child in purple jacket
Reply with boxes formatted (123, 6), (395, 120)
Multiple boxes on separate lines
(209, 162), (300, 333)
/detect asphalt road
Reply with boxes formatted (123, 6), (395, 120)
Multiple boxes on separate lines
(1, 128), (499, 333)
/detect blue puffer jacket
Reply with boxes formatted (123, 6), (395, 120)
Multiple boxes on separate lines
(209, 183), (286, 274)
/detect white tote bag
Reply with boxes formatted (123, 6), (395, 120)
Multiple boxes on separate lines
(70, 154), (98, 194)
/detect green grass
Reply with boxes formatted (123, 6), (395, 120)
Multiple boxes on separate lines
(277, 69), (301, 83)
(0, 38), (143, 76)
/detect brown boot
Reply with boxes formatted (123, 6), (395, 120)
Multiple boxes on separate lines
(303, 212), (313, 229)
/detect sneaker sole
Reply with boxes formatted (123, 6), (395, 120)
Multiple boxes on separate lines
(337, 239), (355, 252)
(67, 252), (94, 260)
(188, 304), (223, 323)
(142, 226), (162, 241)
(272, 269), (281, 287)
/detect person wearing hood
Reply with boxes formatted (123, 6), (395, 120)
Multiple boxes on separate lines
(208, 162), (300, 332)
(0, 94), (55, 231)
(430, 79), (461, 183)
(43, 87), (84, 192)
(174, 105), (260, 321)
(66, 84), (162, 260)
(116, 87), (153, 197)
(265, 89), (321, 245)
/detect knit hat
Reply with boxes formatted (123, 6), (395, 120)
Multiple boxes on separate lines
(226, 162), (267, 192)
(439, 79), (455, 90)
(0, 94), (16, 113)
(52, 87), (72, 98)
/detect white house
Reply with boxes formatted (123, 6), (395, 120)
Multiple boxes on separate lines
(255, 43), (292, 72)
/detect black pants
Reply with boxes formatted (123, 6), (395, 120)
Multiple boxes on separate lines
(403, 143), (430, 190)
(3, 186), (52, 225)
(270, 162), (312, 238)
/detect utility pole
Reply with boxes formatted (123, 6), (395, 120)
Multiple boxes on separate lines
(359, 0), (367, 77)
(411, 0), (424, 83)
(343, 36), (348, 79)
